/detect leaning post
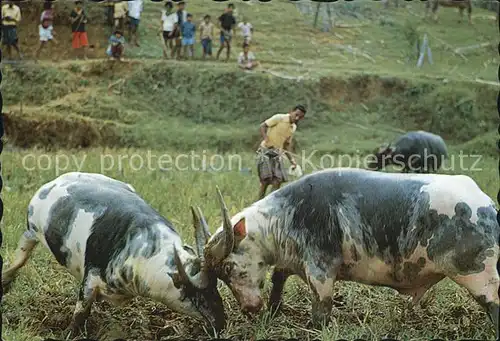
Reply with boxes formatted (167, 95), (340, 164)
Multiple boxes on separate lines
(416, 33), (433, 68)
(0, 1), (4, 338)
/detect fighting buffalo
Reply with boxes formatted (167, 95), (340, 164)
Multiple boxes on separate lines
(193, 169), (499, 337)
(2, 172), (226, 335)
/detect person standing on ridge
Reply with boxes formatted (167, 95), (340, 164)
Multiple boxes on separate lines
(1, 0), (23, 60)
(199, 14), (214, 59)
(70, 0), (89, 60)
(127, 0), (143, 46)
(216, 3), (236, 62)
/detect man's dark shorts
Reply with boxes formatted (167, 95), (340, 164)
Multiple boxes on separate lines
(129, 16), (140, 30)
(220, 31), (232, 44)
(162, 31), (174, 41)
(2, 25), (18, 46)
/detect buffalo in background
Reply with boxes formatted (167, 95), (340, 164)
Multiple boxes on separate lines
(367, 130), (448, 173)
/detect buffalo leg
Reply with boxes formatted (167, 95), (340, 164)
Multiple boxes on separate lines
(310, 294), (334, 329)
(2, 230), (39, 292)
(268, 267), (293, 314)
(68, 271), (99, 335)
(398, 274), (444, 309)
(304, 264), (336, 329)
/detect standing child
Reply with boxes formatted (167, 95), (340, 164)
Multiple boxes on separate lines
(199, 14), (214, 59)
(181, 13), (195, 59)
(127, 0), (143, 46)
(216, 3), (236, 62)
(1, 0), (23, 60)
(237, 18), (253, 44)
(173, 1), (187, 59)
(160, 1), (178, 59)
(113, 0), (128, 32)
(35, 2), (58, 60)
(70, 0), (89, 60)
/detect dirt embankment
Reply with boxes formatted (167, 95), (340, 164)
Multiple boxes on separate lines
(2, 111), (124, 150)
(319, 75), (409, 109)
(1, 62), (497, 153)
(318, 74), (497, 143)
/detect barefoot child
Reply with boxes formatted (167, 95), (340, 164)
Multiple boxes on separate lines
(160, 1), (178, 58)
(106, 30), (125, 61)
(237, 18), (253, 44)
(199, 14), (214, 59)
(216, 3), (236, 62)
(238, 43), (259, 70)
(70, 0), (89, 60)
(35, 2), (57, 59)
(181, 13), (195, 59)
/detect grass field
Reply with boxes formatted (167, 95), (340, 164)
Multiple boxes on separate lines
(1, 148), (499, 341)
(1, 0), (499, 340)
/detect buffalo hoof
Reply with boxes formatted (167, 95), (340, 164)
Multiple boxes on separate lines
(307, 318), (329, 331)
(309, 312), (331, 330)
(1, 278), (14, 294)
(268, 300), (284, 317)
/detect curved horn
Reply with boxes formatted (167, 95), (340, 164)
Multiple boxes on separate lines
(377, 143), (389, 154)
(215, 186), (234, 260)
(196, 206), (212, 241)
(173, 244), (209, 289)
(191, 206), (207, 258)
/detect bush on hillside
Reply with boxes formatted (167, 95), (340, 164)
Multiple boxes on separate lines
(372, 81), (496, 143)
(2, 65), (78, 105)
(123, 64), (334, 126)
(457, 130), (499, 157)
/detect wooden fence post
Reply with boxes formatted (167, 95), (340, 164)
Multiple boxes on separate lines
(417, 34), (433, 67)
(313, 2), (321, 28)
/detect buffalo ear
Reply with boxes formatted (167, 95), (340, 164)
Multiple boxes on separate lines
(233, 217), (247, 248)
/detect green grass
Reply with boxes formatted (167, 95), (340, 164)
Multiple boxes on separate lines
(1, 0), (499, 340)
(2, 0), (497, 153)
(1, 148), (499, 341)
(116, 0), (497, 81)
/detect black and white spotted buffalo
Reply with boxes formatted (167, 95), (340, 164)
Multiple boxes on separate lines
(2, 172), (226, 334)
(193, 168), (499, 337)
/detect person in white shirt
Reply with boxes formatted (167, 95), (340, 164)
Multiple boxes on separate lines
(35, 2), (57, 60)
(160, 1), (178, 58)
(127, 0), (142, 46)
(237, 19), (253, 43)
(238, 43), (259, 70)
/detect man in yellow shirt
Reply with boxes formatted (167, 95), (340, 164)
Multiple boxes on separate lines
(256, 104), (306, 199)
(113, 0), (128, 32)
(1, 0), (22, 60)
